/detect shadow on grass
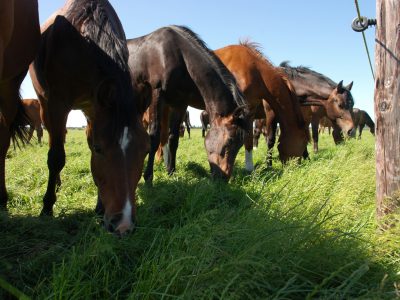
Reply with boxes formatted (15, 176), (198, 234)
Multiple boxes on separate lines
(0, 173), (398, 299)
(0, 209), (101, 299)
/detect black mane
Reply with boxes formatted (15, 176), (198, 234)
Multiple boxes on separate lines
(280, 61), (337, 88)
(169, 25), (246, 107)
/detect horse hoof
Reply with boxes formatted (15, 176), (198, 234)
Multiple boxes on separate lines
(40, 208), (53, 217)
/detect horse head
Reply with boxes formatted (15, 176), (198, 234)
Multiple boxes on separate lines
(88, 79), (149, 236)
(205, 106), (251, 180)
(306, 81), (355, 137)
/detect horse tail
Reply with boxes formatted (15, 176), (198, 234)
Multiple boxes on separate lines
(9, 94), (30, 149)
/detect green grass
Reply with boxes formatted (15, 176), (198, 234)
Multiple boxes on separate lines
(0, 128), (399, 299)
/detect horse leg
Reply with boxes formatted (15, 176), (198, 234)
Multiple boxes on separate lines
(0, 74), (25, 209)
(166, 107), (187, 175)
(265, 116), (277, 167)
(311, 117), (319, 153)
(358, 124), (364, 139)
(27, 125), (34, 142)
(36, 125), (43, 145)
(143, 89), (163, 184)
(157, 105), (169, 167)
(41, 99), (68, 216)
(264, 102), (276, 167)
(0, 125), (11, 209)
(186, 121), (190, 139)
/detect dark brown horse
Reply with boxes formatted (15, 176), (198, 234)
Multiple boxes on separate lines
(22, 98), (44, 144)
(280, 62), (355, 152)
(200, 110), (210, 138)
(352, 108), (375, 138)
(0, 0), (40, 209)
(30, 0), (149, 235)
(128, 26), (251, 183)
(214, 42), (309, 170)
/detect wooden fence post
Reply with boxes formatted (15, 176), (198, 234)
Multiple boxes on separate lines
(374, 0), (400, 218)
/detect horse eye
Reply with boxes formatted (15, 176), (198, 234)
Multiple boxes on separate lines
(93, 144), (102, 154)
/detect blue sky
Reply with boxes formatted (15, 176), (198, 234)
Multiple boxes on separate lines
(21, 0), (376, 126)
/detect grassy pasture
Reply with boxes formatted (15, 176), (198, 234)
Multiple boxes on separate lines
(0, 128), (399, 299)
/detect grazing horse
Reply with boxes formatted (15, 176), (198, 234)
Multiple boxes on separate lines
(352, 108), (375, 138)
(22, 98), (43, 144)
(0, 0), (40, 209)
(128, 26), (250, 183)
(318, 116), (333, 135)
(30, 0), (149, 235)
(214, 42), (308, 169)
(200, 110), (210, 138)
(280, 62), (354, 152)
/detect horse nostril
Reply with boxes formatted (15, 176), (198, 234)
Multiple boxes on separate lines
(107, 213), (123, 232)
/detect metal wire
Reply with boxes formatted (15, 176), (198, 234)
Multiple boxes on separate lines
(354, 0), (375, 80)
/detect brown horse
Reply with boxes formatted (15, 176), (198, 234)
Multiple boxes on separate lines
(318, 116), (333, 135)
(22, 98), (44, 144)
(352, 108), (375, 138)
(214, 42), (309, 169)
(30, 0), (149, 235)
(280, 62), (355, 152)
(128, 26), (251, 183)
(0, 0), (40, 209)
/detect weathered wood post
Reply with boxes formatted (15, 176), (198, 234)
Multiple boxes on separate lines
(374, 0), (400, 218)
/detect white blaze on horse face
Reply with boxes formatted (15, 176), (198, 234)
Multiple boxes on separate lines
(119, 126), (130, 155)
(245, 150), (254, 172)
(115, 199), (133, 234)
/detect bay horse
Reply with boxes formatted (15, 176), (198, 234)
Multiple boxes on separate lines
(29, 0), (149, 235)
(280, 62), (355, 152)
(214, 42), (309, 169)
(200, 110), (210, 138)
(352, 108), (375, 138)
(128, 26), (251, 183)
(318, 116), (333, 135)
(0, 0), (40, 209)
(22, 99), (44, 144)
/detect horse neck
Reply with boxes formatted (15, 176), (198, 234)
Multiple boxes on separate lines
(258, 64), (304, 130)
(179, 44), (238, 119)
(292, 72), (334, 100)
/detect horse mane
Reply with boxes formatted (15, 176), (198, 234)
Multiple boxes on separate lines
(65, 0), (134, 141)
(169, 25), (246, 108)
(239, 39), (274, 68)
(65, 0), (129, 72)
(239, 40), (306, 129)
(280, 61), (337, 89)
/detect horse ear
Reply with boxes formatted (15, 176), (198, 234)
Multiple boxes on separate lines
(336, 80), (344, 93)
(345, 81), (353, 91)
(96, 79), (117, 108)
(232, 106), (251, 131)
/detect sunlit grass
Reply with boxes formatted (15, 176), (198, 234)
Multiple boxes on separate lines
(0, 128), (399, 299)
